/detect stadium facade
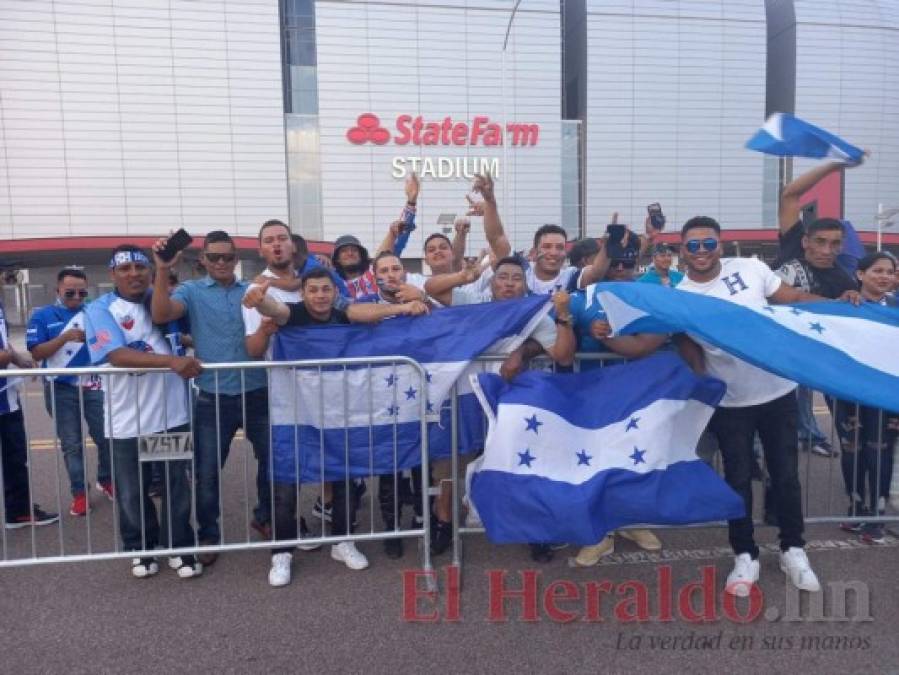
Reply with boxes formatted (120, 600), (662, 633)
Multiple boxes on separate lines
(1, 0), (898, 316)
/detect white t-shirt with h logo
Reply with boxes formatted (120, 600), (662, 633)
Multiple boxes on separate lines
(677, 257), (796, 407)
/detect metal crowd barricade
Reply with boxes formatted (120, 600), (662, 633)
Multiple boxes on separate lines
(445, 353), (899, 583)
(0, 357), (433, 586)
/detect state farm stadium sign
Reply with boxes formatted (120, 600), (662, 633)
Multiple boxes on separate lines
(346, 113), (539, 179)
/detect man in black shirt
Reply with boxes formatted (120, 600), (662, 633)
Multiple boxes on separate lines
(776, 162), (863, 458)
(242, 267), (428, 586)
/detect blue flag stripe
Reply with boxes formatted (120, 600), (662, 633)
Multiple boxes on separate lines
(471, 462), (745, 545)
(273, 294), (549, 363)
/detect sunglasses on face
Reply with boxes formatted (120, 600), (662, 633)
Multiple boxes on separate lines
(613, 260), (636, 269)
(684, 238), (719, 254)
(205, 253), (236, 264)
(63, 289), (89, 299)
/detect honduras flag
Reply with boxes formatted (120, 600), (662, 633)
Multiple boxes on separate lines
(597, 282), (899, 413)
(746, 112), (864, 164)
(468, 352), (743, 544)
(269, 295), (549, 483)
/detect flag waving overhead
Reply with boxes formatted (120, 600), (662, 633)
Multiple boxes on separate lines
(468, 352), (743, 545)
(269, 295), (549, 483)
(596, 282), (899, 413)
(746, 112), (864, 164)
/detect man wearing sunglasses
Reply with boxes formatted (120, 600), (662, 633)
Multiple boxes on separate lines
(151, 230), (272, 565)
(28, 267), (112, 517)
(676, 216), (825, 599)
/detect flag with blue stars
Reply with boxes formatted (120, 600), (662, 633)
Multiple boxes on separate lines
(268, 295), (550, 483)
(468, 352), (744, 545)
(595, 282), (899, 412)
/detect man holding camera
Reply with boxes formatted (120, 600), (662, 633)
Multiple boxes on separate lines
(151, 230), (272, 565)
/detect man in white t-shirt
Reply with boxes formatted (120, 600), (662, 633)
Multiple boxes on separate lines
(676, 216), (824, 598)
(84, 245), (203, 580)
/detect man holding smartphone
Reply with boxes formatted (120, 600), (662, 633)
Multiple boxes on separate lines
(151, 230), (273, 566)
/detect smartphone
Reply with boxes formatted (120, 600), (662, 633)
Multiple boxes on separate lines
(647, 203), (666, 230)
(157, 228), (193, 262)
(606, 224), (626, 245)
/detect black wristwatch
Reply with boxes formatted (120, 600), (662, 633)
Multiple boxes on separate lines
(554, 315), (573, 326)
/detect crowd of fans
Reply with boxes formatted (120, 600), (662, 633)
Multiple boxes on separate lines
(0, 158), (895, 597)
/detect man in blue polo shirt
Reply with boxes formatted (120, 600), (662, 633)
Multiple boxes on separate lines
(151, 230), (271, 566)
(27, 267), (112, 518)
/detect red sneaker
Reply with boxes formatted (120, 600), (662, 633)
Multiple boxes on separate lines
(69, 493), (88, 517)
(96, 481), (115, 501)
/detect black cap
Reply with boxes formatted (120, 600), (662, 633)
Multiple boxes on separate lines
(332, 235), (370, 264)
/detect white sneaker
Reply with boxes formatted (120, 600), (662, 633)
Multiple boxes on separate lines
(269, 552), (293, 587)
(779, 547), (821, 592)
(725, 553), (760, 597)
(331, 542), (369, 570)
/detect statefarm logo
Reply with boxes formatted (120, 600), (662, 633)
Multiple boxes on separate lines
(346, 113), (539, 147)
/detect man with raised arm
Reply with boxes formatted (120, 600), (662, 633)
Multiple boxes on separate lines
(150, 230), (272, 566)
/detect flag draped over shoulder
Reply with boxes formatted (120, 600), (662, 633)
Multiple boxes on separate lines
(745, 112), (864, 163)
(468, 352), (743, 545)
(596, 282), (899, 413)
(269, 295), (549, 483)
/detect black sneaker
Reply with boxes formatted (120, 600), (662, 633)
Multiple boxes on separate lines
(297, 517), (322, 552)
(5, 504), (59, 529)
(430, 518), (452, 556)
(840, 503), (869, 534)
(168, 554), (202, 578)
(529, 543), (554, 563)
(383, 537), (404, 559)
(131, 557), (159, 578)
(312, 497), (333, 523)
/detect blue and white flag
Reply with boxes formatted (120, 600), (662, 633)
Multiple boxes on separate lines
(468, 352), (743, 545)
(596, 282), (899, 412)
(746, 112), (864, 164)
(270, 295), (549, 483)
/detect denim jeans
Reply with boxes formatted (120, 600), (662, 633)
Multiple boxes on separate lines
(708, 392), (805, 558)
(1, 409), (31, 520)
(796, 386), (826, 445)
(43, 381), (111, 496)
(194, 387), (271, 542)
(830, 398), (898, 511)
(110, 424), (194, 552)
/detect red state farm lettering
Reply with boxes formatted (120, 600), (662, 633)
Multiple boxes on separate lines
(392, 114), (537, 146)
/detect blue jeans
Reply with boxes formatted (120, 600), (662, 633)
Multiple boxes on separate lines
(796, 386), (826, 445)
(110, 424), (194, 552)
(43, 382), (111, 496)
(194, 387), (271, 542)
